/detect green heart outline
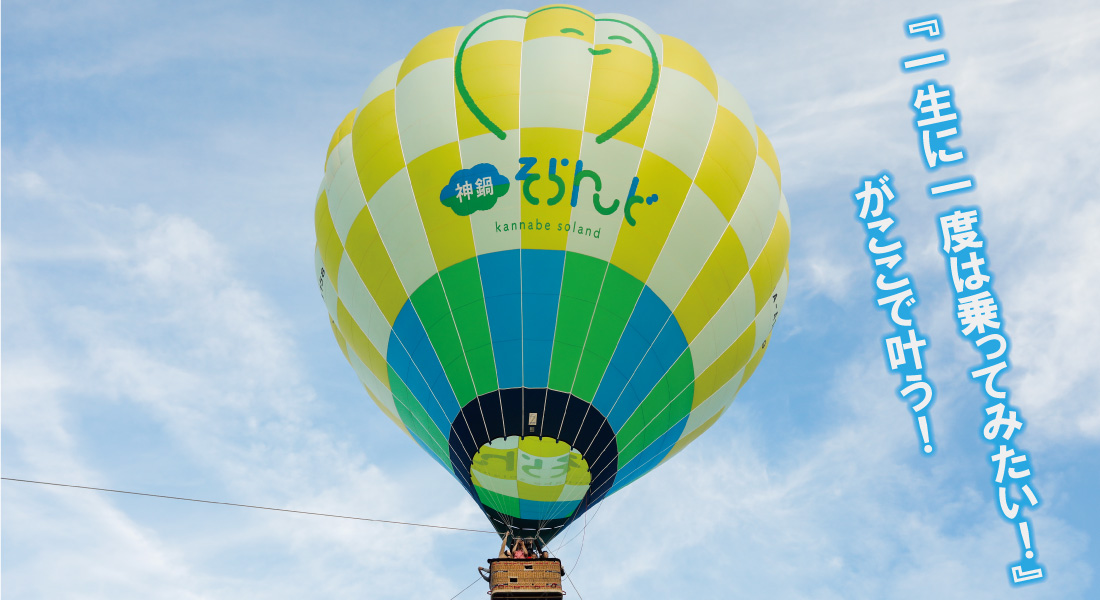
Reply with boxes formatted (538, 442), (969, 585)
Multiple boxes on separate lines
(454, 6), (660, 144)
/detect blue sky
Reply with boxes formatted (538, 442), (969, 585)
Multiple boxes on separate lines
(3, 1), (1098, 598)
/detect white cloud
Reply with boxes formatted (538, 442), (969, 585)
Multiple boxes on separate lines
(551, 357), (1094, 599)
(1, 194), (491, 598)
(931, 0), (1100, 445)
(748, 0), (1100, 446)
(5, 1), (1099, 598)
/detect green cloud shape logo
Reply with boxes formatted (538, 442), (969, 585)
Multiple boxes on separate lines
(439, 163), (510, 216)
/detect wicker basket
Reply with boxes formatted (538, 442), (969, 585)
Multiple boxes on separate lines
(485, 558), (564, 598)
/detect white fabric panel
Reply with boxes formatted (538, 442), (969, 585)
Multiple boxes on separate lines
(359, 61), (401, 110)
(367, 169), (437, 293)
(337, 252), (392, 358)
(754, 267), (789, 348)
(682, 369), (745, 436)
(326, 137), (367, 242)
(323, 136), (344, 186)
(473, 472), (520, 497)
(346, 347), (398, 417)
(564, 135), (642, 260)
(689, 275), (757, 378)
(594, 14), (664, 64)
(517, 452), (569, 486)
(716, 76), (757, 145)
(638, 69), (716, 177)
(520, 36), (593, 129)
(463, 132), (523, 255)
(316, 246), (339, 322)
(729, 156), (780, 266)
(455, 9), (526, 50)
(646, 184), (727, 308)
(395, 59), (460, 163)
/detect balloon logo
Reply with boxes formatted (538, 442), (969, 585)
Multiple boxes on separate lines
(315, 4), (790, 543)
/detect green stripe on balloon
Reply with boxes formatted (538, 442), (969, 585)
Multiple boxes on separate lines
(440, 259), (498, 397)
(570, 267), (645, 402)
(615, 351), (694, 464)
(547, 253), (608, 392)
(409, 275), (478, 407)
(389, 365), (450, 465)
(393, 249), (696, 480)
(473, 485), (520, 516)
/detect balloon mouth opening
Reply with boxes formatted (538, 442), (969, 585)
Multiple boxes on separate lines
(470, 435), (592, 520)
(448, 387), (619, 543)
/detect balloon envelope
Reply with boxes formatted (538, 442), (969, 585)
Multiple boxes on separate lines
(314, 5), (790, 543)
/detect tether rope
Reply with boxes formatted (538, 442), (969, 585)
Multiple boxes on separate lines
(446, 575), (484, 600)
(1, 477), (496, 534)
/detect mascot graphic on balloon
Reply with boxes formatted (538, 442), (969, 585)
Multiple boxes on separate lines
(314, 5), (790, 545)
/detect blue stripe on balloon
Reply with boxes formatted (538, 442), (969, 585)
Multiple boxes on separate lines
(607, 318), (690, 428)
(521, 250), (565, 388)
(607, 414), (689, 494)
(479, 250), (523, 389)
(591, 362), (633, 429)
(389, 306), (459, 434)
(592, 286), (688, 430)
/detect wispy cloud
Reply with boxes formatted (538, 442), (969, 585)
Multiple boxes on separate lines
(4, 1), (1099, 598)
(557, 357), (1094, 599)
(1, 185), (489, 597)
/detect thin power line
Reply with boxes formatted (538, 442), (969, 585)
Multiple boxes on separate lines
(1, 477), (495, 534)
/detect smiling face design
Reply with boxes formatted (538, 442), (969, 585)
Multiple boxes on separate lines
(455, 6), (660, 144)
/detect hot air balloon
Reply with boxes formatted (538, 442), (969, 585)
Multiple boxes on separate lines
(314, 4), (789, 549)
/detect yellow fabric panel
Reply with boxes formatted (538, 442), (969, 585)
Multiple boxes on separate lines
(756, 127), (782, 189)
(691, 322), (756, 407)
(367, 391), (407, 434)
(693, 106), (757, 220)
(407, 142), (476, 271)
(456, 40), (521, 139)
(584, 45), (657, 149)
(609, 151), (691, 281)
(518, 481), (566, 502)
(397, 26), (462, 84)
(749, 216), (790, 312)
(343, 209), (408, 324)
(659, 35), (717, 99)
(336, 300), (391, 385)
(326, 109), (357, 167)
(565, 453), (591, 485)
(334, 317), (397, 427)
(518, 436), (570, 457)
(663, 408), (723, 463)
(519, 127), (583, 250)
(472, 445), (516, 479)
(673, 227), (750, 341)
(352, 90), (406, 203)
(314, 191), (343, 290)
(740, 336), (770, 384)
(524, 5), (595, 41)
(329, 317), (350, 362)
